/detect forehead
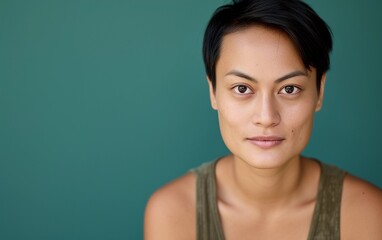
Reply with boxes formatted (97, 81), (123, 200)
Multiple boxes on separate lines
(217, 26), (307, 76)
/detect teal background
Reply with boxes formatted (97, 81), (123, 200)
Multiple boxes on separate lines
(1, 0), (381, 239)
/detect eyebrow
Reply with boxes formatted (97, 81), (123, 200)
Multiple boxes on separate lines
(225, 69), (308, 83)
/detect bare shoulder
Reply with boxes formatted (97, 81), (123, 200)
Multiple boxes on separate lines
(144, 171), (196, 240)
(341, 173), (382, 240)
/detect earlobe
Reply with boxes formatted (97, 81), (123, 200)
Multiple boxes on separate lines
(315, 74), (327, 112)
(207, 77), (218, 110)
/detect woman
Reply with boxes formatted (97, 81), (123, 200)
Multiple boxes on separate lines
(144, 0), (382, 239)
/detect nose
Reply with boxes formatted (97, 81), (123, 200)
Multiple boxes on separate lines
(252, 93), (281, 128)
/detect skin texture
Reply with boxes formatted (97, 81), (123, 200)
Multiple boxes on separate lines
(210, 26), (323, 170)
(144, 26), (382, 240)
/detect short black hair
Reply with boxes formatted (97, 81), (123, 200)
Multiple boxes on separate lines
(202, 0), (333, 91)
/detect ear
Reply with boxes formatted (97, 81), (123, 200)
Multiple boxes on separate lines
(315, 73), (326, 112)
(207, 77), (218, 110)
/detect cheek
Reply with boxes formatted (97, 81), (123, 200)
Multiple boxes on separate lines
(217, 98), (256, 127)
(216, 96), (253, 142)
(283, 101), (316, 143)
(217, 101), (243, 134)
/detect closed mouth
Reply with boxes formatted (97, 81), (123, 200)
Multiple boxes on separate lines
(246, 136), (285, 148)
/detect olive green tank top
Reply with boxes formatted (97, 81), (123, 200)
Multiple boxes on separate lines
(193, 160), (346, 240)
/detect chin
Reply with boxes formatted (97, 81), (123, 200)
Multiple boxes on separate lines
(233, 148), (299, 169)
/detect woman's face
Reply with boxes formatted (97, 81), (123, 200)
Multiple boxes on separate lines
(209, 26), (325, 169)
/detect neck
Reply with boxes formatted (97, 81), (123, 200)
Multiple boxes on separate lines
(230, 155), (304, 211)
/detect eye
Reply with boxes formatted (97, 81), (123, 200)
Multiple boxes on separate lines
(279, 85), (301, 95)
(233, 85), (253, 95)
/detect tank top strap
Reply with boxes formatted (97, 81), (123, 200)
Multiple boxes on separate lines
(192, 160), (225, 240)
(307, 161), (346, 240)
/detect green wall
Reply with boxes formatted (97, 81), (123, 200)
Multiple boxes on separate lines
(1, 0), (381, 239)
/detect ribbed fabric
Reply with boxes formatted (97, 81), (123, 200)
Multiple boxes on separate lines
(192, 160), (346, 240)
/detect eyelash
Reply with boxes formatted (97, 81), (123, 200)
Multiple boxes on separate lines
(232, 85), (253, 95)
(232, 84), (302, 95)
(279, 85), (302, 95)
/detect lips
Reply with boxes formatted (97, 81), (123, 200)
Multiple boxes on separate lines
(247, 136), (285, 149)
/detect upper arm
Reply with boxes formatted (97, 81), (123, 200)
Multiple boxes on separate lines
(144, 172), (196, 240)
(341, 174), (382, 240)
